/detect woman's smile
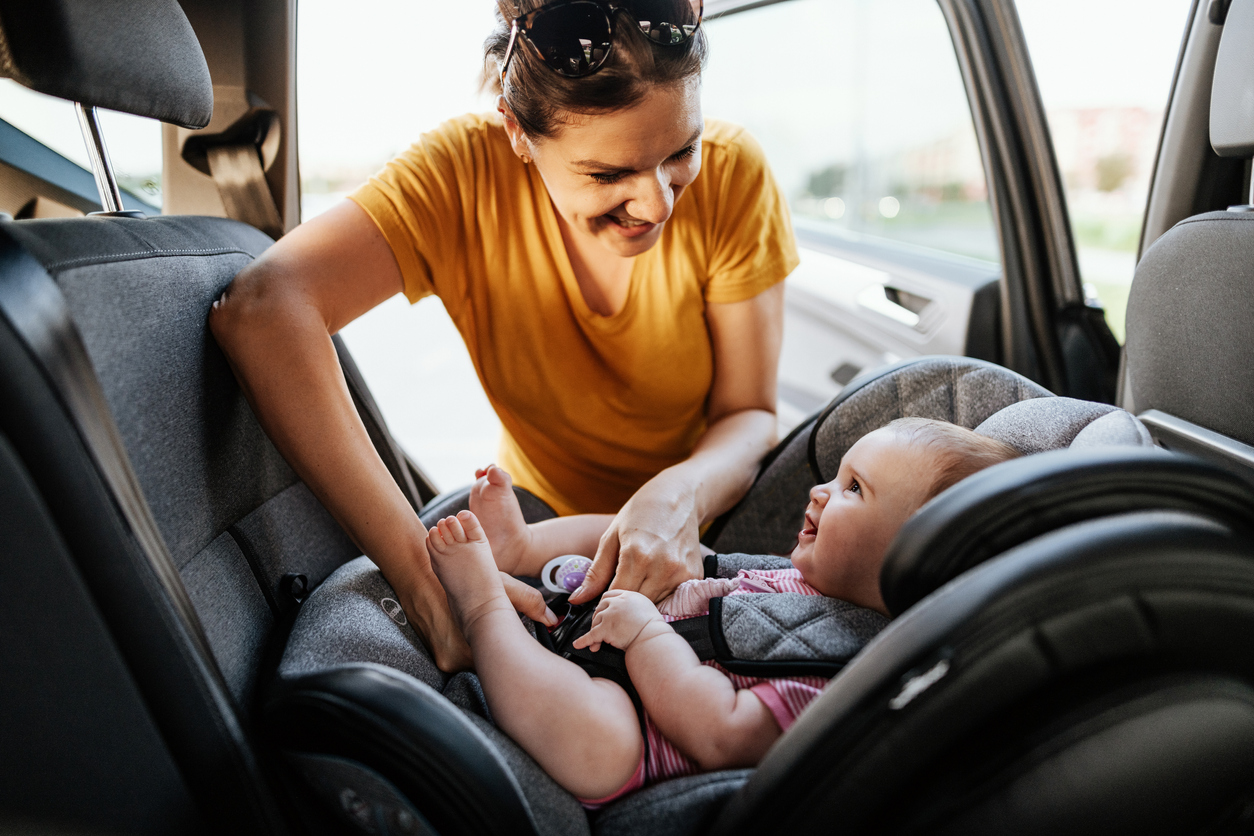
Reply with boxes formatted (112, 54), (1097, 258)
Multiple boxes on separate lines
(604, 213), (658, 238)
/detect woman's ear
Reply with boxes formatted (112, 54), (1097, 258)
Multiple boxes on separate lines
(498, 97), (533, 164)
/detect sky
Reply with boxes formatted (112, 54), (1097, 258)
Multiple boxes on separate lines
(0, 0), (1194, 185)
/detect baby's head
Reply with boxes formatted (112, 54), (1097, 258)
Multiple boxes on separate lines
(791, 418), (1021, 614)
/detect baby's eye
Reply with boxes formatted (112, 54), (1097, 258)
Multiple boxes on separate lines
(847, 479), (861, 495)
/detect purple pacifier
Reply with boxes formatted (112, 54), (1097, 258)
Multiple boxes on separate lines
(542, 555), (592, 594)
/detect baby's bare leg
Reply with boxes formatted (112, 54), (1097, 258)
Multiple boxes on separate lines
(471, 465), (615, 577)
(427, 511), (642, 799)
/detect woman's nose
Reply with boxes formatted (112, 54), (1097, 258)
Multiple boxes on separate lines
(626, 169), (674, 225)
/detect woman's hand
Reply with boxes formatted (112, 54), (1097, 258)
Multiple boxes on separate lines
(568, 469), (705, 605)
(572, 590), (669, 653)
(567, 286), (784, 606)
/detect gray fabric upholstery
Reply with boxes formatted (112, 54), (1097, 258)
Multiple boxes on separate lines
(1211, 0), (1254, 157)
(443, 671), (493, 721)
(594, 771), (753, 836)
(0, 0), (214, 128)
(710, 553), (793, 578)
(1126, 212), (1254, 447)
(279, 556), (443, 691)
(181, 531), (273, 707)
(706, 416), (818, 556)
(973, 397), (1129, 454)
(720, 594), (888, 664)
(1070, 409), (1154, 449)
(7, 216), (366, 711)
(459, 712), (591, 836)
(812, 357), (1052, 481)
(231, 481), (358, 610)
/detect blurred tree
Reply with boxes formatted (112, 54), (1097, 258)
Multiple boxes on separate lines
(806, 163), (847, 197)
(1095, 152), (1133, 192)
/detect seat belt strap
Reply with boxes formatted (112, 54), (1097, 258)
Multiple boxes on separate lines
(206, 143), (284, 240)
(670, 615), (716, 661)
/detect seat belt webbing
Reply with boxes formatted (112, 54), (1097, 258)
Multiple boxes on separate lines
(206, 143), (284, 240)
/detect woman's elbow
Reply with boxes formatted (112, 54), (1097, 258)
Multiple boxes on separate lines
(209, 262), (290, 357)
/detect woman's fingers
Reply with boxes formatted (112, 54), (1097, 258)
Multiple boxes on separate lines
(500, 573), (558, 626)
(570, 529), (620, 604)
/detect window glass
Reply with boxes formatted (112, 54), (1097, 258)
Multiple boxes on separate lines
(1017, 0), (1193, 342)
(702, 0), (999, 263)
(298, 0), (500, 491)
(0, 80), (164, 208)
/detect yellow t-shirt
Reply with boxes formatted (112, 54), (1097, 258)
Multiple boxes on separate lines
(350, 113), (799, 515)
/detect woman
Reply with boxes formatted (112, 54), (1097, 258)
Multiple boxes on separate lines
(210, 0), (798, 672)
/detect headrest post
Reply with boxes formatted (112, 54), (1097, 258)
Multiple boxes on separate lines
(74, 103), (124, 213)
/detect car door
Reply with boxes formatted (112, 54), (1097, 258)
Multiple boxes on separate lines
(701, 0), (1120, 433)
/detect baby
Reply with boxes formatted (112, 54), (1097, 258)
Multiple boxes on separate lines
(425, 418), (1019, 805)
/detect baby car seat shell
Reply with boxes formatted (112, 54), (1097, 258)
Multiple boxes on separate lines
(882, 446), (1254, 616)
(712, 511), (1254, 835)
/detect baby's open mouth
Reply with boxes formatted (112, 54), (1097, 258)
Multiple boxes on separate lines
(800, 512), (817, 537)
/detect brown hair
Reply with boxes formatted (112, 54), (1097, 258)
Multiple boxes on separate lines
(884, 417), (1022, 502)
(484, 1), (708, 139)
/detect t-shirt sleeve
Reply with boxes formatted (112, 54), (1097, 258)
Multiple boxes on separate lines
(702, 127), (801, 305)
(749, 677), (827, 732)
(348, 118), (478, 306)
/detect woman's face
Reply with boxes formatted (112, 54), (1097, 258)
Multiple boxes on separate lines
(504, 77), (704, 259)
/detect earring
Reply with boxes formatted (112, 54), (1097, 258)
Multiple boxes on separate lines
(521, 155), (532, 165)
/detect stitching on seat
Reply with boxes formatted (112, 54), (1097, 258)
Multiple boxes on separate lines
(727, 601), (841, 658)
(45, 247), (255, 271)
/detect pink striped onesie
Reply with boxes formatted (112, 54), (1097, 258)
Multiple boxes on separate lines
(579, 568), (830, 808)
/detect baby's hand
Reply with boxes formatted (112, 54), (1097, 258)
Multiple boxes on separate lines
(572, 590), (666, 653)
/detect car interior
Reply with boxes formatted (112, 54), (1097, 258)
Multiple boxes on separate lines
(2, 0), (1254, 834)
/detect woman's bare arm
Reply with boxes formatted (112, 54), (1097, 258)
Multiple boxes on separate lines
(570, 281), (785, 604)
(210, 199), (544, 671)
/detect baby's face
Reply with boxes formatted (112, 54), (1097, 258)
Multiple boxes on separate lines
(790, 428), (935, 614)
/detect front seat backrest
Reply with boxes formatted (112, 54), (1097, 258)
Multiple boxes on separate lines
(1126, 0), (1254, 452)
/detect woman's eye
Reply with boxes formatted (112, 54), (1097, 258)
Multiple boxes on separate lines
(671, 144), (697, 161)
(591, 171), (627, 185)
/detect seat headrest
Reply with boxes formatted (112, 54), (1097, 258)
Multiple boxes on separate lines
(0, 0), (213, 129)
(1212, 0), (1254, 157)
(973, 396), (1152, 454)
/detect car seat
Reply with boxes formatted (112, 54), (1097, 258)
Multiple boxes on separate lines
(270, 355), (1254, 836)
(4, 3), (1254, 836)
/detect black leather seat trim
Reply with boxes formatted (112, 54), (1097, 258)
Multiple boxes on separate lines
(0, 225), (286, 833)
(881, 447), (1254, 616)
(266, 664), (542, 836)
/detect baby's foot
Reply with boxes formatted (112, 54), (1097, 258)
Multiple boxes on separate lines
(469, 465), (533, 575)
(426, 511), (513, 639)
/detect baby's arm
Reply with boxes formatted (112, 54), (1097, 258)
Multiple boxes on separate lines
(573, 591), (782, 770)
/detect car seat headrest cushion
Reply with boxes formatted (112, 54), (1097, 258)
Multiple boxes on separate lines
(810, 356), (1052, 482)
(972, 396), (1151, 454)
(0, 0), (213, 129)
(1211, 0), (1254, 157)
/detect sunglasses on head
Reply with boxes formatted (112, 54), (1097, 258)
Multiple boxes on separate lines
(501, 0), (703, 81)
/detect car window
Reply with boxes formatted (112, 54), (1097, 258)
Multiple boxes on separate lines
(0, 79), (164, 209)
(701, 0), (1000, 265)
(1016, 0), (1193, 343)
(297, 0), (501, 492)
